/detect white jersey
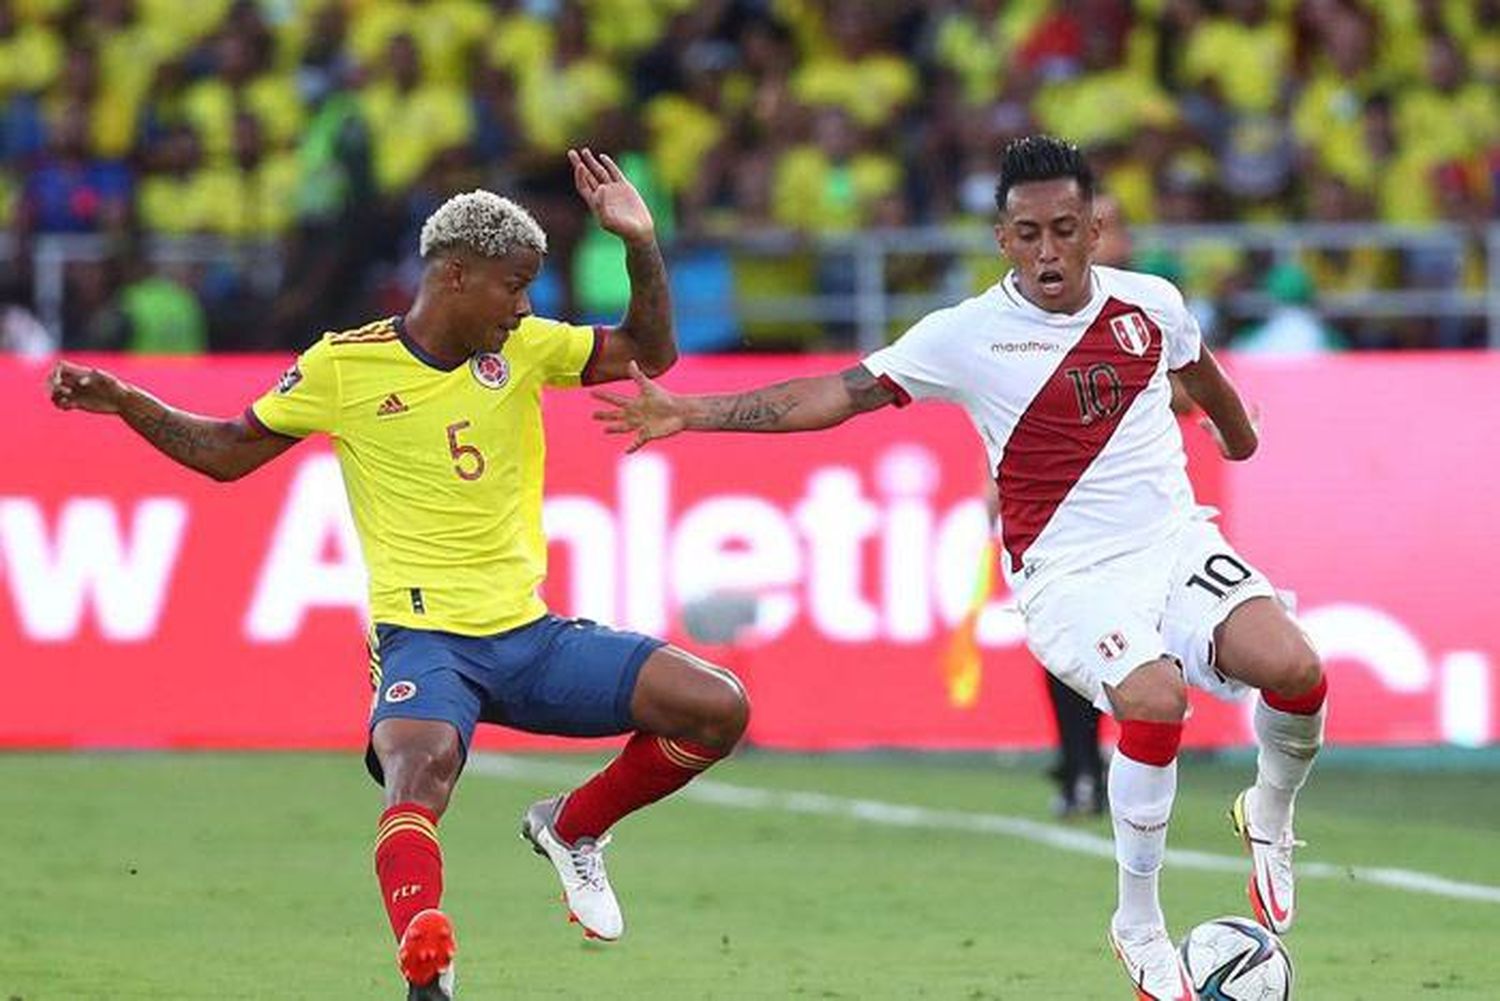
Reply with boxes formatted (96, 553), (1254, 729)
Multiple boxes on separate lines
(862, 265), (1203, 602)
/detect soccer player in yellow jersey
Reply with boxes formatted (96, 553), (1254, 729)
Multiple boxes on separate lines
(47, 149), (750, 1001)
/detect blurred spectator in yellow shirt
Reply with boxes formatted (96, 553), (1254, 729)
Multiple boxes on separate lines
(348, 0), (491, 87)
(358, 32), (473, 193)
(499, 1), (628, 154)
(583, 0), (700, 62)
(74, 0), (173, 158)
(201, 112), (301, 239)
(0, 0), (63, 101)
(1359, 93), (1439, 224)
(789, 0), (915, 129)
(1393, 33), (1500, 168)
(184, 29), (305, 163)
(772, 107), (900, 233)
(42, 45), (137, 161)
(1290, 3), (1380, 188)
(1032, 16), (1177, 148)
(644, 42), (734, 225)
(136, 124), (217, 236)
(1181, 0), (1291, 115)
(927, 0), (1053, 108)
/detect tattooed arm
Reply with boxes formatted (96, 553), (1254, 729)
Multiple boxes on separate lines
(568, 147), (678, 382)
(48, 360), (299, 481)
(588, 235), (676, 380)
(591, 362), (897, 452)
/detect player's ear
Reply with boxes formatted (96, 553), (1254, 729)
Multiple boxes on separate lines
(993, 221), (1008, 258)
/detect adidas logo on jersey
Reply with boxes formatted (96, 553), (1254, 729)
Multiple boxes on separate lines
(376, 393), (409, 417)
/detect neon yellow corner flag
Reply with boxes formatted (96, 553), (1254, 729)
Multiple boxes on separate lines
(941, 539), (996, 709)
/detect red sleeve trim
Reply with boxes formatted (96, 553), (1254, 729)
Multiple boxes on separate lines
(243, 405), (301, 441)
(876, 373), (913, 408)
(580, 325), (609, 385)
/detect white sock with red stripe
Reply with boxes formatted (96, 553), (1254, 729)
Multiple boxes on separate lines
(1109, 720), (1182, 930)
(1253, 678), (1327, 836)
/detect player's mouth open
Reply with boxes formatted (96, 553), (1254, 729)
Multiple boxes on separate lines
(1037, 270), (1065, 293)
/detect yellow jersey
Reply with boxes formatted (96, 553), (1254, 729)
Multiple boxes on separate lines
(248, 315), (600, 635)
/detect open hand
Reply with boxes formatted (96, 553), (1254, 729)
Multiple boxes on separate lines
(48, 360), (125, 414)
(591, 361), (686, 452)
(569, 147), (654, 244)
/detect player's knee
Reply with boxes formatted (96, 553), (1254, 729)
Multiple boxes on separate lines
(696, 674), (750, 752)
(1136, 683), (1189, 724)
(381, 741), (463, 813)
(1270, 645), (1323, 700)
(1109, 659), (1188, 723)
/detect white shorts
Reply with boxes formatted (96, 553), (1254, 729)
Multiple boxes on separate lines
(1022, 518), (1282, 713)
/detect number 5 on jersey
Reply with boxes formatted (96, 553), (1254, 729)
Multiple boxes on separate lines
(446, 420), (486, 480)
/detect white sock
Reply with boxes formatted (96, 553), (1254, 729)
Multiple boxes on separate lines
(1252, 696), (1325, 837)
(1108, 751), (1177, 931)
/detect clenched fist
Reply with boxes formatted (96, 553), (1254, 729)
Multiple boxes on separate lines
(49, 360), (126, 414)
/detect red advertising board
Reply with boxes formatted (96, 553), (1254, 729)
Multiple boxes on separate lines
(2, 354), (1494, 751)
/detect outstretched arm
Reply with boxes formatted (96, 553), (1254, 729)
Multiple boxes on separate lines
(1173, 347), (1257, 460)
(592, 362), (897, 452)
(48, 360), (299, 481)
(568, 147), (677, 382)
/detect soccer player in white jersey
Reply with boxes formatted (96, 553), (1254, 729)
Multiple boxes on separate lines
(591, 136), (1327, 1001)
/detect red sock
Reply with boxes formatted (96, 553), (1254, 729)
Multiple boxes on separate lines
(555, 733), (727, 843)
(1117, 719), (1184, 766)
(1263, 676), (1328, 715)
(375, 803), (443, 940)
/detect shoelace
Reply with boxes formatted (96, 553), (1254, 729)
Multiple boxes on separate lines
(567, 833), (612, 891)
(1264, 832), (1307, 875)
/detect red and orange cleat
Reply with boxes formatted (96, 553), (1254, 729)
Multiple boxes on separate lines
(399, 908), (456, 1000)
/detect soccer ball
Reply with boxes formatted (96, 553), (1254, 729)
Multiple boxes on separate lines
(1179, 916), (1293, 1001)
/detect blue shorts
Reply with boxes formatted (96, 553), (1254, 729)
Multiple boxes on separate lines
(364, 614), (664, 784)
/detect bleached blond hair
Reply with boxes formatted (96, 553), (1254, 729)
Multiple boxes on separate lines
(419, 190), (548, 260)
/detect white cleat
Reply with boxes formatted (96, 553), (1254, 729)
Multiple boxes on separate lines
(521, 795), (624, 941)
(1108, 920), (1194, 1001)
(1230, 787), (1302, 934)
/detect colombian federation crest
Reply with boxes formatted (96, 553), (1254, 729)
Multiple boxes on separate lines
(1109, 312), (1153, 357)
(384, 681), (417, 703)
(470, 352), (509, 389)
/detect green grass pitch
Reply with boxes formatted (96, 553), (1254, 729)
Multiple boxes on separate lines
(3, 749), (1498, 999)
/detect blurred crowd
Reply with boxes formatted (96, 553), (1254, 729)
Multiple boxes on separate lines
(1, 0), (1497, 355)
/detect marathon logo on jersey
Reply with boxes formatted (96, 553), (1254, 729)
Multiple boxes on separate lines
(990, 339), (1060, 355)
(275, 363), (303, 394)
(384, 681), (417, 704)
(1095, 630), (1129, 661)
(470, 352), (510, 389)
(1108, 312), (1153, 357)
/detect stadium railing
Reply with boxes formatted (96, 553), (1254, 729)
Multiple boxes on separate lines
(3, 223), (1497, 351)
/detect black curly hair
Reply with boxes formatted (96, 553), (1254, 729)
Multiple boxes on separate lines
(994, 135), (1096, 214)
